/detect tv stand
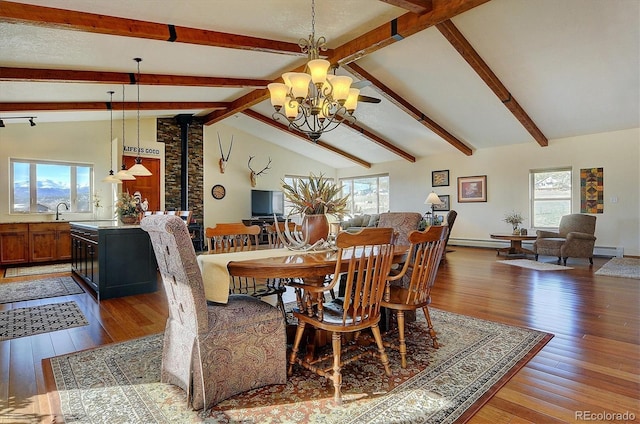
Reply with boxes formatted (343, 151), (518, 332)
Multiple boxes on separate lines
(243, 216), (284, 244)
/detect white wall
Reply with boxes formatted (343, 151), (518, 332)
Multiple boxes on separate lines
(337, 128), (640, 256)
(0, 118), (162, 222)
(201, 122), (336, 227)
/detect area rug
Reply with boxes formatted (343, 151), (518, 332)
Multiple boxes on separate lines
(595, 257), (640, 279)
(0, 301), (88, 341)
(4, 262), (71, 278)
(0, 277), (84, 304)
(48, 308), (552, 423)
(498, 259), (573, 271)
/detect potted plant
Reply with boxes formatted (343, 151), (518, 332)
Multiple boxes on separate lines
(503, 211), (525, 234)
(281, 173), (349, 243)
(116, 192), (142, 224)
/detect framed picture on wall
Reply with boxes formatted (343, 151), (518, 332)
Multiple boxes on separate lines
(458, 175), (487, 202)
(432, 194), (450, 211)
(432, 170), (449, 187)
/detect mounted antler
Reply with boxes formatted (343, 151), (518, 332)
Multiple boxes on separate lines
(248, 156), (272, 187)
(217, 133), (233, 173)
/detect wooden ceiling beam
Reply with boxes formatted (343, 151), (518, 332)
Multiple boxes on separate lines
(243, 110), (371, 168)
(436, 19), (548, 147)
(339, 119), (416, 163)
(0, 0), (307, 56)
(0, 67), (271, 88)
(378, 0), (433, 14)
(346, 63), (472, 156)
(0, 102), (228, 112)
(332, 0), (490, 66)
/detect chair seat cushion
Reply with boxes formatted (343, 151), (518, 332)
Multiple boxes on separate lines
(208, 294), (282, 331)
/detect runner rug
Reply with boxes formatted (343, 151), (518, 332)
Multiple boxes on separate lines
(0, 277), (84, 304)
(498, 259), (573, 271)
(595, 257), (640, 279)
(4, 262), (71, 278)
(47, 308), (553, 423)
(0, 301), (88, 341)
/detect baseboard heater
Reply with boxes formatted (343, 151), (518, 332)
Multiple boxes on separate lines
(448, 238), (623, 258)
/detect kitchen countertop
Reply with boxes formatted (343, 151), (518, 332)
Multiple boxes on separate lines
(70, 220), (142, 230)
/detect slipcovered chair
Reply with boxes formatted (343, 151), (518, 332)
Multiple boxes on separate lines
(381, 226), (448, 368)
(140, 215), (287, 410)
(533, 214), (597, 266)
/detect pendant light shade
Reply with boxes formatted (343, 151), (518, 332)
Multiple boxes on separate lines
(127, 57), (152, 177)
(102, 91), (122, 184)
(115, 84), (135, 181)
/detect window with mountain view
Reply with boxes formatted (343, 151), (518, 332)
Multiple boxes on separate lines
(10, 158), (93, 214)
(340, 174), (389, 217)
(530, 167), (572, 228)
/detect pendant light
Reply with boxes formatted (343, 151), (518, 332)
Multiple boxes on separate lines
(127, 57), (152, 176)
(115, 84), (135, 181)
(102, 91), (123, 184)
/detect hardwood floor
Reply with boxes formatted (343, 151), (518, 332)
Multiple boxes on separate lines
(0, 247), (638, 423)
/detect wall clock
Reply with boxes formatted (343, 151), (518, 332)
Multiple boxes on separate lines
(211, 184), (226, 200)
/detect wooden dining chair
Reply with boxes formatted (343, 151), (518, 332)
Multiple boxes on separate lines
(205, 222), (261, 253)
(381, 225), (448, 368)
(287, 227), (395, 405)
(265, 221), (300, 248)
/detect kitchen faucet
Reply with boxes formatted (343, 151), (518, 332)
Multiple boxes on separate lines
(56, 202), (69, 220)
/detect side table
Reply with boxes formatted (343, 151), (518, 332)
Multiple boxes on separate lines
(490, 233), (537, 257)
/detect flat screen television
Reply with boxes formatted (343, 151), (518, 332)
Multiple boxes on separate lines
(251, 190), (284, 217)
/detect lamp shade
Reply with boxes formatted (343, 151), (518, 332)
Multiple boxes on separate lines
(425, 192), (442, 205)
(307, 59), (330, 85)
(128, 161), (152, 177)
(102, 172), (123, 184)
(268, 83), (288, 110)
(115, 168), (136, 181)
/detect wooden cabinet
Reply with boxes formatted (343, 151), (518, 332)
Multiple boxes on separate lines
(29, 222), (71, 262)
(71, 222), (157, 300)
(0, 223), (30, 265)
(0, 222), (70, 265)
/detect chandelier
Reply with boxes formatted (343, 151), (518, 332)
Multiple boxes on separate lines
(267, 0), (359, 142)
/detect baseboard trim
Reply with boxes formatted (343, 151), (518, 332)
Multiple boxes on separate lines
(448, 238), (623, 258)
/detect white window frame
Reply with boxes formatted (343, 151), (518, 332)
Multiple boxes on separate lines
(10, 158), (94, 215)
(530, 167), (572, 229)
(339, 174), (389, 217)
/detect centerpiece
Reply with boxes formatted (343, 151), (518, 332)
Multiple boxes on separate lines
(281, 173), (349, 244)
(503, 211), (525, 235)
(116, 192), (142, 224)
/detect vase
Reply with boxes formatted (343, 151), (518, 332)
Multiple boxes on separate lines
(120, 214), (138, 225)
(302, 214), (329, 244)
(512, 225), (520, 235)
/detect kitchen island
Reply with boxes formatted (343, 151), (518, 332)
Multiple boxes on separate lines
(70, 220), (158, 300)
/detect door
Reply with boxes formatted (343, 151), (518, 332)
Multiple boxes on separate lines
(121, 156), (161, 211)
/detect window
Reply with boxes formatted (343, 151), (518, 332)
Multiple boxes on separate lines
(530, 167), (572, 228)
(340, 174), (389, 216)
(10, 158), (93, 214)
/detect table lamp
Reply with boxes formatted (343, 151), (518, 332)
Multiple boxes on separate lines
(424, 192), (442, 225)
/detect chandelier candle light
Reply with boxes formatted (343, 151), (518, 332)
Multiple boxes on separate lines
(127, 57), (152, 177)
(267, 0), (359, 142)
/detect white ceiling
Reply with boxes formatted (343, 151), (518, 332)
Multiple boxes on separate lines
(1, 0), (638, 168)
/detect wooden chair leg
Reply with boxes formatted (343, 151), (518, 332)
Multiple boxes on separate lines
(288, 322), (306, 376)
(397, 311), (407, 368)
(331, 332), (343, 405)
(370, 324), (392, 377)
(422, 306), (439, 349)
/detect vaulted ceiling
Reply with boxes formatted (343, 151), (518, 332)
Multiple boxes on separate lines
(1, 0), (638, 168)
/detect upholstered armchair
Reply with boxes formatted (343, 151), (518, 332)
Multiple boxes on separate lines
(377, 212), (422, 247)
(533, 214), (597, 266)
(141, 215), (286, 410)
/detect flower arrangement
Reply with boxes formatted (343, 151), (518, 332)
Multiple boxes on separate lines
(504, 211), (525, 234)
(281, 173), (349, 217)
(115, 192), (141, 218)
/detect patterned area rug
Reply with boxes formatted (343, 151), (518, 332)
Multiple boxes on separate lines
(595, 257), (640, 279)
(48, 309), (552, 423)
(0, 277), (84, 304)
(498, 259), (573, 271)
(0, 301), (88, 341)
(4, 262), (71, 278)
